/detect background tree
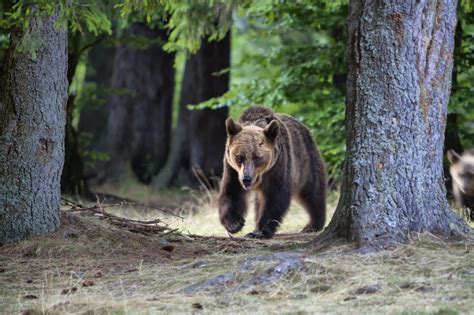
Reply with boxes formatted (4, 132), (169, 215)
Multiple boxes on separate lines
(117, 1), (234, 189)
(76, 40), (116, 184)
(177, 1), (472, 190)
(321, 0), (470, 250)
(0, 10), (67, 244)
(443, 4), (474, 192)
(96, 23), (175, 185)
(154, 34), (230, 188)
(61, 31), (107, 197)
(60, 1), (113, 197)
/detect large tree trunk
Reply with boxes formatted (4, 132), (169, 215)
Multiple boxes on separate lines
(0, 12), (67, 245)
(154, 34), (230, 189)
(323, 0), (470, 251)
(96, 24), (175, 185)
(77, 41), (116, 184)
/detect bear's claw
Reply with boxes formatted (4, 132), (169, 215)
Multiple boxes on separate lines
(223, 216), (245, 234)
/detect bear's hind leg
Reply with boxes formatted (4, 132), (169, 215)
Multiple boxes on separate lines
(298, 182), (326, 233)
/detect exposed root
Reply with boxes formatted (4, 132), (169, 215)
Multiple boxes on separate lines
(305, 227), (348, 254)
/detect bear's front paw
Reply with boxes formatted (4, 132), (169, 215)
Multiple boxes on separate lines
(222, 215), (245, 234)
(245, 230), (273, 239)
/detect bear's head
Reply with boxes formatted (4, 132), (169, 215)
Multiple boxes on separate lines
(448, 149), (474, 196)
(225, 117), (279, 190)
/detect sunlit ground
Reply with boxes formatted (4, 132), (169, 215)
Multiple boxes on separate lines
(93, 176), (340, 237)
(93, 173), (472, 237)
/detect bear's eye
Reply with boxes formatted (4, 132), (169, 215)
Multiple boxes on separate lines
(235, 155), (244, 164)
(254, 156), (263, 163)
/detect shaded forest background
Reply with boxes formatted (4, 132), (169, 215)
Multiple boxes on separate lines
(0, 0), (473, 197)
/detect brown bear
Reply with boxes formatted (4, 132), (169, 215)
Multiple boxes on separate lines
(448, 149), (474, 220)
(218, 106), (326, 239)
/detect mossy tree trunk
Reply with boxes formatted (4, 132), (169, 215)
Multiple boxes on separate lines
(154, 34), (230, 189)
(0, 11), (67, 244)
(323, 0), (470, 251)
(96, 24), (175, 185)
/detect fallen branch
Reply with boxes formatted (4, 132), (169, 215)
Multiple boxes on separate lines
(60, 197), (180, 236)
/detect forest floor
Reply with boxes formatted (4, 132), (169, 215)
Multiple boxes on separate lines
(0, 186), (473, 314)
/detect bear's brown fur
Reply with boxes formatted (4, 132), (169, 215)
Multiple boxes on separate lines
(448, 149), (474, 220)
(218, 106), (326, 239)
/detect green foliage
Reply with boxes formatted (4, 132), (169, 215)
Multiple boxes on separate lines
(188, 0), (474, 183)
(0, 1), (114, 63)
(0, 1), (113, 35)
(197, 1), (349, 182)
(162, 0), (235, 52)
(117, 0), (236, 52)
(450, 3), (474, 149)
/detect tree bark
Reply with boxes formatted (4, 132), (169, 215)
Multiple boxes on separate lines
(323, 0), (470, 250)
(154, 34), (230, 189)
(0, 12), (67, 244)
(96, 24), (175, 185)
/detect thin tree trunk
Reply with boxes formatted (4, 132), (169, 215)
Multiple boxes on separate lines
(154, 34), (230, 189)
(322, 0), (470, 251)
(0, 11), (67, 244)
(443, 19), (465, 194)
(77, 41), (116, 184)
(62, 94), (90, 196)
(445, 16), (464, 155)
(153, 66), (193, 188)
(61, 31), (91, 197)
(97, 24), (174, 185)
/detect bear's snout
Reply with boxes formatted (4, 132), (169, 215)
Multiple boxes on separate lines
(242, 175), (252, 188)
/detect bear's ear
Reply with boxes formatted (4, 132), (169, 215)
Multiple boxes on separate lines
(226, 117), (242, 136)
(264, 120), (279, 141)
(447, 150), (461, 164)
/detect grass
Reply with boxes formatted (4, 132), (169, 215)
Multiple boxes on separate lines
(0, 187), (473, 314)
(93, 181), (341, 237)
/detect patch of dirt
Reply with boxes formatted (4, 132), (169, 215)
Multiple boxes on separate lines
(0, 212), (310, 266)
(0, 211), (315, 312)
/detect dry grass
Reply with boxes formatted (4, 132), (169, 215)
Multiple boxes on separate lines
(0, 187), (473, 314)
(93, 184), (340, 237)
